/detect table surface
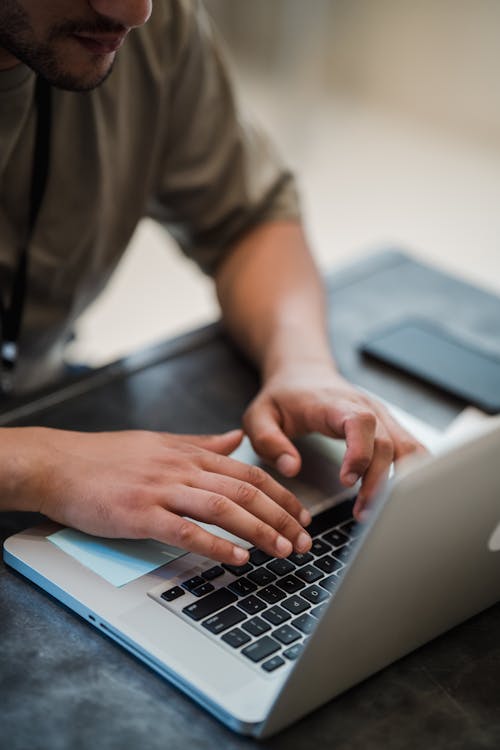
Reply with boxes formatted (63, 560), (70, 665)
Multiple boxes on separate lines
(1, 249), (499, 750)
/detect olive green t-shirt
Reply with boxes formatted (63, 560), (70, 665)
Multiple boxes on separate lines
(0, 0), (299, 393)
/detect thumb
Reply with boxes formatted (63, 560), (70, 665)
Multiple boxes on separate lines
(180, 429), (244, 455)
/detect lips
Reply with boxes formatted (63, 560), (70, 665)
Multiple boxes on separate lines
(72, 32), (126, 55)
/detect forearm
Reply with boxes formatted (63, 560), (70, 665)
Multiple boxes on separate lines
(216, 220), (425, 513)
(215, 220), (336, 380)
(0, 428), (44, 513)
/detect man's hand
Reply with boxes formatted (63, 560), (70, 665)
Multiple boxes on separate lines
(214, 220), (426, 520)
(243, 363), (427, 520)
(1, 427), (312, 564)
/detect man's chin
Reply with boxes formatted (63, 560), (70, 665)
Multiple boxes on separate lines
(42, 58), (115, 91)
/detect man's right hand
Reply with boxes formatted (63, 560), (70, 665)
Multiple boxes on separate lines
(1, 427), (312, 565)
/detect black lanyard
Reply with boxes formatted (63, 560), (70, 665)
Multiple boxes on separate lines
(0, 75), (52, 391)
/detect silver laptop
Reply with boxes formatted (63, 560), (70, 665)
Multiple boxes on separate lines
(4, 418), (500, 738)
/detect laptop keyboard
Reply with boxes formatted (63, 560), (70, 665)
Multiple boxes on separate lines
(152, 499), (360, 674)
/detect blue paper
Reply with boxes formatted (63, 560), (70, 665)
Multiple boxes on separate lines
(48, 529), (186, 587)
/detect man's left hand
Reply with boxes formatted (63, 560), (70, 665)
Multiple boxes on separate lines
(243, 363), (427, 521)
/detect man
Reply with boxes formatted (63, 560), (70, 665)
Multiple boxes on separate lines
(0, 1), (423, 565)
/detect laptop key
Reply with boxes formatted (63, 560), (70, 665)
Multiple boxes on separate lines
(302, 584), (330, 604)
(283, 643), (304, 660)
(341, 519), (361, 538)
(293, 613), (317, 635)
(222, 562), (253, 576)
(258, 585), (287, 605)
(319, 574), (339, 592)
(183, 588), (237, 621)
(202, 606), (246, 634)
(261, 606), (291, 626)
(296, 565), (323, 584)
(308, 501), (355, 537)
(332, 544), (351, 563)
(238, 595), (267, 615)
(315, 555), (342, 574)
(274, 624), (302, 645)
(221, 628), (251, 648)
(242, 616), (271, 637)
(202, 565), (225, 581)
(266, 559), (295, 577)
(311, 603), (328, 619)
(242, 636), (281, 663)
(227, 577), (257, 597)
(287, 552), (313, 566)
(161, 586), (185, 602)
(276, 574), (305, 595)
(191, 582), (215, 598)
(262, 655), (285, 672)
(323, 529), (349, 548)
(281, 595), (310, 615)
(247, 568), (277, 586)
(310, 539), (332, 557)
(182, 575), (206, 592)
(249, 549), (272, 566)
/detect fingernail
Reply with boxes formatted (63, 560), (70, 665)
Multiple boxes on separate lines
(353, 497), (365, 520)
(345, 472), (360, 486)
(276, 536), (293, 556)
(297, 531), (312, 552)
(225, 429), (242, 439)
(299, 508), (312, 527)
(276, 454), (297, 476)
(233, 547), (249, 563)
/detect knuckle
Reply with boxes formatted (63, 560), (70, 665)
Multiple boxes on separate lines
(355, 410), (377, 430)
(349, 453), (372, 475)
(375, 436), (394, 460)
(176, 520), (195, 547)
(208, 452), (224, 471)
(249, 429), (278, 453)
(398, 438), (422, 456)
(206, 493), (227, 518)
(235, 482), (258, 508)
(246, 464), (267, 488)
(274, 509), (294, 534)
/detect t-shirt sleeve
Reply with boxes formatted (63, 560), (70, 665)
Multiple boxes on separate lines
(147, 0), (301, 276)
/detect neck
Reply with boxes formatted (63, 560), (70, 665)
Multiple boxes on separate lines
(0, 46), (20, 71)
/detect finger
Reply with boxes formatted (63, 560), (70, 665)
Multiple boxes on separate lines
(367, 405), (428, 461)
(175, 429), (243, 455)
(148, 507), (250, 565)
(163, 485), (310, 558)
(243, 402), (302, 477)
(338, 410), (377, 487)
(353, 430), (394, 519)
(196, 470), (312, 551)
(197, 451), (311, 527)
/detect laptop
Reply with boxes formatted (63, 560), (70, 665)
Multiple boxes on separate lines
(4, 417), (500, 738)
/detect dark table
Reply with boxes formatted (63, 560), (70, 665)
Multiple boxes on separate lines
(1, 250), (499, 750)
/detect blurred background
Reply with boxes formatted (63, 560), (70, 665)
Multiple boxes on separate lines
(68, 0), (500, 366)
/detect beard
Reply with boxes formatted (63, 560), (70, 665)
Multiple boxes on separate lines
(0, 0), (119, 91)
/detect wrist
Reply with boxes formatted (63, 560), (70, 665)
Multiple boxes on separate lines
(262, 338), (339, 383)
